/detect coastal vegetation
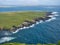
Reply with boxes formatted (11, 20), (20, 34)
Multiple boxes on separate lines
(0, 12), (46, 30)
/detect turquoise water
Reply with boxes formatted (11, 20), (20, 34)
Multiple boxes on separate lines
(0, 6), (60, 44)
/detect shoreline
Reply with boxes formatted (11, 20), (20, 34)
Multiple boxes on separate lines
(12, 12), (55, 33)
(0, 12), (55, 33)
(0, 12), (45, 28)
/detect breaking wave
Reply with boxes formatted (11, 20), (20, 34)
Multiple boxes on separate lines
(0, 37), (16, 43)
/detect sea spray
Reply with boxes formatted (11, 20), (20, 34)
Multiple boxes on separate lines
(0, 37), (16, 43)
(52, 12), (58, 15)
(45, 17), (56, 22)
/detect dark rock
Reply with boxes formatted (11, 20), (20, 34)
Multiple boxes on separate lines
(36, 17), (46, 21)
(0, 27), (2, 30)
(24, 20), (35, 24)
(45, 17), (51, 20)
(40, 16), (51, 21)
(10, 25), (17, 31)
(34, 17), (40, 21)
(46, 12), (53, 16)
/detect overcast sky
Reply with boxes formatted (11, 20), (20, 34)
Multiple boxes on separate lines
(0, 0), (60, 6)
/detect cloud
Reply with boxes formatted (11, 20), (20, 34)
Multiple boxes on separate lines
(0, 0), (60, 6)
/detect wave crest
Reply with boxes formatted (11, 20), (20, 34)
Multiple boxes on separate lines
(0, 37), (16, 43)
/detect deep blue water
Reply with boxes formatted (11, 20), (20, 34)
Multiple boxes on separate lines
(0, 6), (60, 44)
(0, 6), (60, 12)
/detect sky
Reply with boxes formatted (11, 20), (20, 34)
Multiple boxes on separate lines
(0, 0), (60, 6)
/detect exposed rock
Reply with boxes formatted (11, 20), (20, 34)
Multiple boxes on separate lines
(36, 17), (45, 21)
(17, 25), (21, 29)
(10, 25), (17, 31)
(0, 12), (53, 32)
(24, 20), (32, 24)
(40, 16), (51, 21)
(44, 17), (51, 20)
(18, 24), (24, 28)
(30, 20), (36, 24)
(46, 12), (53, 16)
(34, 17), (40, 21)
(22, 22), (31, 27)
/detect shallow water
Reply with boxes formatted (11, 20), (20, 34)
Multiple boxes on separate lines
(0, 6), (60, 44)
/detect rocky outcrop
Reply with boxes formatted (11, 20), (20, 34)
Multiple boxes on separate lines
(10, 25), (17, 31)
(46, 12), (53, 16)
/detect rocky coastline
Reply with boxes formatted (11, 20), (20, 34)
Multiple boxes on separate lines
(0, 12), (54, 32)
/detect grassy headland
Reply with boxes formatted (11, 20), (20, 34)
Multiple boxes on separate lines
(0, 11), (46, 28)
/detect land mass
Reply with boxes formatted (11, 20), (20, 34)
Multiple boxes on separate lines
(0, 12), (45, 28)
(0, 11), (52, 31)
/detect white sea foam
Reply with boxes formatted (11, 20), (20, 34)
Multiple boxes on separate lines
(12, 12), (58, 34)
(30, 24), (35, 27)
(39, 20), (44, 23)
(36, 22), (39, 24)
(48, 15), (54, 17)
(0, 37), (15, 43)
(52, 12), (58, 15)
(45, 17), (56, 22)
(54, 14), (59, 16)
(12, 24), (35, 33)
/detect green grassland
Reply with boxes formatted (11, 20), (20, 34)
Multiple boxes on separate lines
(0, 12), (46, 28)
(0, 43), (56, 45)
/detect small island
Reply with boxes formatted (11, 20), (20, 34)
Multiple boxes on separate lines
(0, 11), (52, 32)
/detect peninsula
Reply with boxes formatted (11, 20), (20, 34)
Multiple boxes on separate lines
(0, 11), (52, 31)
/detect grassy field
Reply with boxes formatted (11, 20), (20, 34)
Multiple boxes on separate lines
(0, 43), (56, 45)
(0, 11), (46, 28)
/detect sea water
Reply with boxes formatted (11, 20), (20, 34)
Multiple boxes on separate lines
(0, 6), (60, 44)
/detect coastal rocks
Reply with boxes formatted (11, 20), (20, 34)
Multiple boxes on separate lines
(22, 22), (31, 27)
(30, 20), (36, 24)
(17, 24), (24, 28)
(10, 25), (17, 31)
(20, 20), (36, 27)
(46, 12), (53, 16)
(42, 17), (51, 21)
(33, 17), (40, 21)
(0, 12), (54, 32)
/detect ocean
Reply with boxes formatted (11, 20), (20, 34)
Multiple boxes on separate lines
(0, 6), (60, 44)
